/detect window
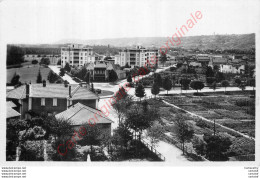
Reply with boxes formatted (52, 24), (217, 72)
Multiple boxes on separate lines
(53, 98), (57, 106)
(41, 98), (45, 106)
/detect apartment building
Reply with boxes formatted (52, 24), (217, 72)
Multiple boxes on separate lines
(117, 46), (159, 67)
(61, 44), (99, 67)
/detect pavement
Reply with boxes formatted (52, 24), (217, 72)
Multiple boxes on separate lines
(48, 65), (78, 84)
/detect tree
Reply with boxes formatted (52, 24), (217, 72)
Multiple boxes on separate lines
(205, 66), (214, 77)
(64, 62), (71, 72)
(112, 125), (132, 151)
(7, 45), (25, 66)
(206, 77), (215, 85)
(47, 70), (59, 83)
(10, 72), (21, 86)
(108, 70), (118, 82)
(147, 121), (163, 148)
(234, 78), (242, 86)
(79, 124), (102, 151)
(192, 137), (206, 156)
(127, 74), (132, 83)
(190, 80), (205, 93)
(57, 60), (61, 65)
(154, 73), (162, 87)
(248, 78), (255, 91)
(40, 58), (50, 66)
(221, 80), (229, 93)
(163, 77), (172, 95)
(151, 82), (160, 98)
(84, 72), (90, 84)
(31, 60), (38, 65)
(135, 83), (146, 101)
(212, 81), (217, 91)
(203, 135), (232, 161)
(36, 70), (43, 83)
(159, 53), (167, 67)
(180, 78), (191, 90)
(174, 114), (194, 154)
(124, 62), (130, 68)
(215, 72), (225, 83)
(59, 68), (65, 77)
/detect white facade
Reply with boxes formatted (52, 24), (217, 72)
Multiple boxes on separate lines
(61, 44), (96, 67)
(220, 64), (245, 74)
(117, 46), (159, 67)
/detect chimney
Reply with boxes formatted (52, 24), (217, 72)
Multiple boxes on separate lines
(69, 85), (71, 98)
(26, 84), (30, 98)
(42, 80), (46, 87)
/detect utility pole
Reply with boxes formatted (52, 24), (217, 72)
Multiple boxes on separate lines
(214, 119), (216, 136)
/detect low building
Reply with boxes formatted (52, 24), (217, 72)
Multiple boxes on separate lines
(6, 83), (99, 116)
(85, 62), (115, 82)
(55, 102), (113, 137)
(196, 54), (210, 65)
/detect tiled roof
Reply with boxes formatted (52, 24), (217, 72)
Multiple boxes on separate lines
(6, 85), (26, 99)
(211, 57), (228, 64)
(30, 84), (99, 100)
(6, 103), (20, 119)
(55, 103), (113, 125)
(6, 101), (16, 108)
(95, 63), (107, 68)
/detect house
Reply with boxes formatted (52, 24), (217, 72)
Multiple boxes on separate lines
(55, 102), (113, 136)
(6, 83), (99, 116)
(6, 101), (21, 120)
(189, 61), (202, 67)
(85, 62), (115, 82)
(196, 54), (210, 65)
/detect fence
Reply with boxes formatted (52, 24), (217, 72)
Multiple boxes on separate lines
(139, 138), (165, 161)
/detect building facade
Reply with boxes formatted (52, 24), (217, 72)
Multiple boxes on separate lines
(117, 46), (159, 67)
(61, 44), (99, 67)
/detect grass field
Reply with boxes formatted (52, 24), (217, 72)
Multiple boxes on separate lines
(7, 65), (51, 84)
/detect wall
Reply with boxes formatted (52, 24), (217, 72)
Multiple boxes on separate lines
(31, 98), (67, 115)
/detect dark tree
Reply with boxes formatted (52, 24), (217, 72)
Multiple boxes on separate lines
(234, 78), (242, 86)
(108, 70), (118, 82)
(221, 80), (229, 93)
(124, 62), (130, 68)
(163, 77), (172, 95)
(112, 125), (132, 151)
(135, 83), (146, 101)
(174, 114), (194, 154)
(159, 53), (167, 67)
(48, 70), (59, 83)
(248, 78), (255, 91)
(59, 68), (65, 77)
(190, 80), (205, 93)
(206, 77), (215, 85)
(127, 74), (132, 83)
(31, 60), (38, 65)
(36, 70), (43, 83)
(84, 72), (90, 84)
(64, 62), (71, 72)
(10, 72), (21, 86)
(57, 60), (61, 65)
(215, 72), (225, 83)
(40, 58), (50, 66)
(180, 78), (191, 90)
(151, 82), (160, 98)
(7, 45), (25, 66)
(204, 135), (232, 161)
(154, 73), (163, 87)
(205, 66), (215, 77)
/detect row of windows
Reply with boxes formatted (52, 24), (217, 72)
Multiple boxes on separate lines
(41, 98), (57, 106)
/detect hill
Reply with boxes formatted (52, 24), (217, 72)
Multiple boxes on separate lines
(55, 33), (255, 50)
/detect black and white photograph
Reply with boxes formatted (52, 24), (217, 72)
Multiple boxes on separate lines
(0, 0), (259, 177)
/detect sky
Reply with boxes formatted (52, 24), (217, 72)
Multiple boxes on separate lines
(0, 0), (259, 44)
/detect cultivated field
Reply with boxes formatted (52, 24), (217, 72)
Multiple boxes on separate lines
(7, 65), (50, 84)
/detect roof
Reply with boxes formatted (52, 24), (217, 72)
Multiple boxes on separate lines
(6, 102), (20, 119)
(6, 85), (26, 99)
(55, 103), (113, 125)
(30, 84), (99, 100)
(95, 63), (107, 68)
(6, 101), (17, 108)
(211, 57), (228, 64)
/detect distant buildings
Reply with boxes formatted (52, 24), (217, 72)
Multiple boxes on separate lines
(24, 54), (61, 65)
(117, 46), (159, 67)
(61, 44), (100, 67)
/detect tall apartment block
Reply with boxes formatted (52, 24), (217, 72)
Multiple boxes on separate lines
(116, 46), (159, 67)
(61, 44), (98, 67)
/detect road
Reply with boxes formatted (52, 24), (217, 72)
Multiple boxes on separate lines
(48, 65), (78, 84)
